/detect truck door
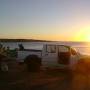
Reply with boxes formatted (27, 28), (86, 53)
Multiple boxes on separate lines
(58, 46), (71, 65)
(42, 45), (57, 66)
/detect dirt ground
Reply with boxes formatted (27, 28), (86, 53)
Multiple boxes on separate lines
(1, 58), (90, 90)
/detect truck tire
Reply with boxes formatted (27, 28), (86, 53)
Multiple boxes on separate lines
(24, 55), (41, 72)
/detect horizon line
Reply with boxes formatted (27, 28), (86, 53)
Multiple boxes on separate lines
(0, 38), (90, 43)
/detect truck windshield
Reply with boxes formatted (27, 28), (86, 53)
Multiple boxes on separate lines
(71, 47), (77, 55)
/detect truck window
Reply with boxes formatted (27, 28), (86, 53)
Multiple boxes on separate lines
(46, 45), (56, 53)
(58, 46), (69, 52)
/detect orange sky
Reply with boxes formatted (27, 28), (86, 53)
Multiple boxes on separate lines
(1, 0), (90, 42)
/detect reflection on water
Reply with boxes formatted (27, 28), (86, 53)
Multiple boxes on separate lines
(76, 47), (90, 55)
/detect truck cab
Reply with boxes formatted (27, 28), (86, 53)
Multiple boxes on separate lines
(41, 44), (80, 69)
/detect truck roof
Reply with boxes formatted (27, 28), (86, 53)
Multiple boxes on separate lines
(44, 44), (71, 48)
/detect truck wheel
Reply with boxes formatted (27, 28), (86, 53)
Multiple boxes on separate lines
(24, 55), (41, 72)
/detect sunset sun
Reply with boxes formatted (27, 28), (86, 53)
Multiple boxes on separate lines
(74, 28), (90, 42)
(85, 35), (90, 42)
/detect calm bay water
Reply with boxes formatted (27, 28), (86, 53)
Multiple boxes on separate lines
(1, 41), (90, 55)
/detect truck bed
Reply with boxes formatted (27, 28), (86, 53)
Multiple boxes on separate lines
(21, 49), (42, 52)
(17, 49), (42, 62)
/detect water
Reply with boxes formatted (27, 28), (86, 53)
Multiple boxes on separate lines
(1, 41), (90, 55)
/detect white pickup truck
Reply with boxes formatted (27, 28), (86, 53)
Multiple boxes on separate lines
(17, 44), (83, 71)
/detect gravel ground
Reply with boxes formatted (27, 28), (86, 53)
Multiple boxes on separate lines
(1, 57), (90, 90)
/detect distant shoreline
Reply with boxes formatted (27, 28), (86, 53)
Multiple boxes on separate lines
(0, 39), (90, 43)
(0, 39), (51, 42)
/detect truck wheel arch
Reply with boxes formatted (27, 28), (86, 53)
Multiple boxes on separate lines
(24, 54), (41, 63)
(24, 54), (41, 72)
